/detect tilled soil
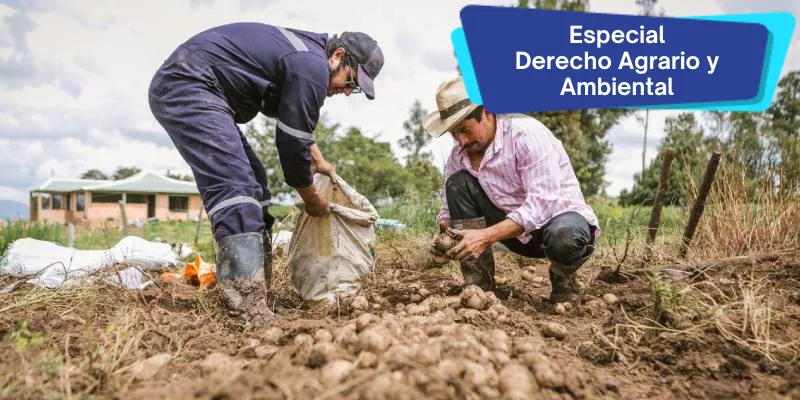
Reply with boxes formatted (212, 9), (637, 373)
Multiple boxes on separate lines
(1, 240), (798, 399)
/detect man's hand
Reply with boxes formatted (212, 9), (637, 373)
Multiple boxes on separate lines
(312, 158), (338, 182)
(310, 143), (338, 185)
(446, 228), (492, 261)
(296, 185), (330, 217)
(438, 218), (451, 234)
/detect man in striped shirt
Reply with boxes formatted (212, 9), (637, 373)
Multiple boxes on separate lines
(148, 23), (383, 322)
(424, 77), (599, 303)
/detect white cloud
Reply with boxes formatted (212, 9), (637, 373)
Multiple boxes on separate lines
(0, 0), (796, 204)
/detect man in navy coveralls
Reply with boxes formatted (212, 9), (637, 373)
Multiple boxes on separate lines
(148, 23), (384, 313)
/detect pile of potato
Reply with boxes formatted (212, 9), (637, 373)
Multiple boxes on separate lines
(255, 285), (597, 399)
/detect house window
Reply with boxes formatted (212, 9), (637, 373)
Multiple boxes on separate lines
(168, 196), (188, 212)
(92, 192), (123, 203)
(127, 194), (148, 204)
(40, 193), (51, 210)
(52, 194), (64, 210)
(76, 193), (85, 211)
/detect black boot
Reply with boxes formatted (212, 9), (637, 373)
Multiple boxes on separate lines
(216, 232), (266, 283)
(548, 248), (593, 303)
(548, 264), (581, 303)
(216, 232), (274, 326)
(452, 217), (496, 291)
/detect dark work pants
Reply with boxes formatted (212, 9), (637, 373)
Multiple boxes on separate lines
(148, 46), (274, 243)
(445, 170), (595, 266)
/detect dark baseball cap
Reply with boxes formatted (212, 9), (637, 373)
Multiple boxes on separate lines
(339, 31), (384, 100)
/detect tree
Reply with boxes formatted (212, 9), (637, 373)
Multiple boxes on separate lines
(165, 169), (194, 182)
(397, 100), (444, 197)
(326, 127), (409, 202)
(764, 71), (800, 194)
(619, 112), (708, 206)
(112, 166), (141, 180)
(399, 100), (433, 162)
(80, 169), (108, 180)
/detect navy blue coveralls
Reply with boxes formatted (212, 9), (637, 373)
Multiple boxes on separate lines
(148, 23), (328, 243)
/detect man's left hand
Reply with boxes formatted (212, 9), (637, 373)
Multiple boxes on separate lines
(445, 228), (492, 261)
(313, 159), (338, 184)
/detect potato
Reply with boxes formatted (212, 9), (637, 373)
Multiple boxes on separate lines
(435, 359), (464, 381)
(603, 293), (619, 305)
(357, 326), (393, 354)
(532, 360), (564, 389)
(493, 351), (512, 367)
(412, 342), (442, 366)
(306, 342), (340, 368)
(512, 336), (545, 357)
(483, 329), (511, 354)
(351, 295), (369, 311)
(314, 329), (333, 343)
(357, 351), (379, 369)
(554, 303), (567, 315)
(334, 324), (358, 351)
(461, 285), (499, 311)
(521, 269), (537, 282)
(421, 296), (446, 312)
(541, 322), (568, 340)
(444, 296), (462, 309)
(433, 232), (457, 252)
(320, 359), (354, 386)
(261, 327), (284, 345)
(406, 303), (430, 316)
(293, 334), (314, 347)
(356, 313), (378, 333)
(462, 361), (498, 388)
(499, 363), (537, 398)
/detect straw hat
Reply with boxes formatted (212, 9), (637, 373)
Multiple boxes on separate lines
(422, 77), (479, 137)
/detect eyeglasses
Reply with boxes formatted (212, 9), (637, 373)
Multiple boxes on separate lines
(344, 66), (362, 94)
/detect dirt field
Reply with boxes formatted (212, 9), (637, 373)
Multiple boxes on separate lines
(1, 237), (798, 399)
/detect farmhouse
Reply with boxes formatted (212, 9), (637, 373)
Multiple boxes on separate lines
(29, 170), (203, 224)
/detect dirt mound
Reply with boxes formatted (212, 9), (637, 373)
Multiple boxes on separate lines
(1, 242), (798, 399)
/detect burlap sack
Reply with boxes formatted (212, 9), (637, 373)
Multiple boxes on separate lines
(284, 174), (378, 302)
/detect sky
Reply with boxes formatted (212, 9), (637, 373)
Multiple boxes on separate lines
(0, 0), (798, 204)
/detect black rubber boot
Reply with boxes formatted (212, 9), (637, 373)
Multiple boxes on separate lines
(216, 232), (274, 326)
(548, 249), (593, 303)
(452, 217), (496, 291)
(216, 232), (266, 283)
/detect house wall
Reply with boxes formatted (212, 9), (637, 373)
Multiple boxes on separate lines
(37, 209), (68, 223)
(31, 191), (204, 225)
(154, 194), (204, 221)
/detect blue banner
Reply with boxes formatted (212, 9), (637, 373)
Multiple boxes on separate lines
(452, 6), (796, 113)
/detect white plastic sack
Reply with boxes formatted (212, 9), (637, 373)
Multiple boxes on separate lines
(285, 174), (379, 302)
(0, 236), (180, 289)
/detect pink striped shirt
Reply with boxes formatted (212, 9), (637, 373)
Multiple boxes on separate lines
(437, 113), (600, 244)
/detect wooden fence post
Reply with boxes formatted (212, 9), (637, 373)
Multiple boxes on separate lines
(194, 208), (204, 247)
(118, 200), (129, 237)
(678, 152), (721, 259)
(67, 223), (76, 247)
(644, 147), (677, 262)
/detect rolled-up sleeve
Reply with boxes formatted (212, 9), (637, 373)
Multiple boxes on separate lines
(505, 131), (562, 243)
(275, 52), (328, 188)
